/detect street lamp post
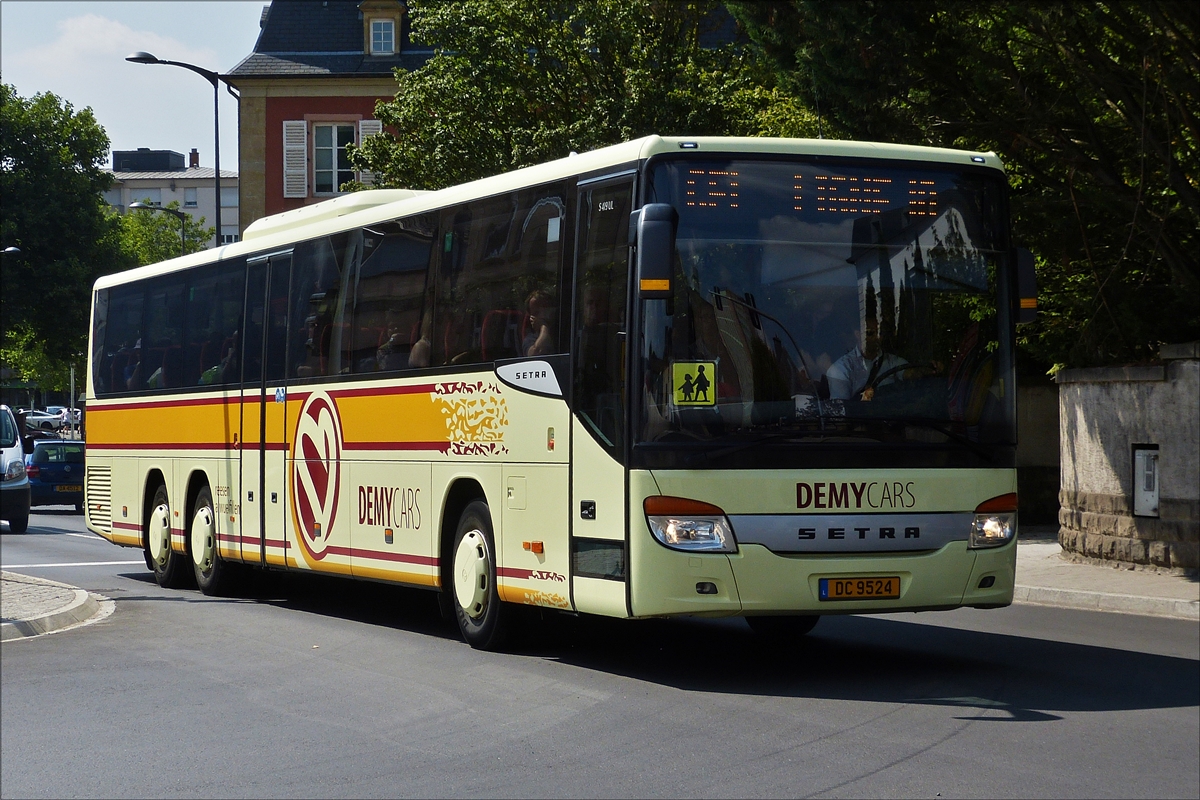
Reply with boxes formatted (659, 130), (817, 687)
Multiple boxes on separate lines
(126, 51), (223, 248)
(129, 201), (188, 256)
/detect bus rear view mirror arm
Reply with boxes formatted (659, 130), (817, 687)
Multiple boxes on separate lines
(632, 203), (678, 299)
(1014, 247), (1037, 324)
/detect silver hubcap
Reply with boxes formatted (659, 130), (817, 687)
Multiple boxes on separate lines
(148, 502), (171, 567)
(453, 530), (490, 619)
(191, 504), (216, 571)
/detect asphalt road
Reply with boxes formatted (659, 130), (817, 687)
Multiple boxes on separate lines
(2, 510), (1198, 799)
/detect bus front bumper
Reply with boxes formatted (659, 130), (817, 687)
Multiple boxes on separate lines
(629, 538), (1016, 618)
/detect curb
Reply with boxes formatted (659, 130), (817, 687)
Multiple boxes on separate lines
(1014, 584), (1200, 621)
(1, 589), (103, 642)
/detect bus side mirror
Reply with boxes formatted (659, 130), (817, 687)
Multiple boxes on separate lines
(1015, 247), (1037, 324)
(631, 203), (678, 299)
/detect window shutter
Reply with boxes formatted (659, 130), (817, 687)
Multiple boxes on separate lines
(282, 120), (308, 198)
(358, 119), (383, 186)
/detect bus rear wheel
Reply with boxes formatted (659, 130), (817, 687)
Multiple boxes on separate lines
(450, 500), (509, 651)
(746, 615), (820, 639)
(147, 483), (189, 588)
(191, 486), (234, 595)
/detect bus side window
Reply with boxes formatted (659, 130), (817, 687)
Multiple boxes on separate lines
(432, 184), (568, 367)
(289, 235), (349, 379)
(352, 215), (435, 374)
(573, 180), (634, 451)
(99, 285), (143, 396)
(187, 260), (245, 387)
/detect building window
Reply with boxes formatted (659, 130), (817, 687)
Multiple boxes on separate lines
(220, 187), (238, 208)
(184, 188), (198, 207)
(137, 189), (162, 206)
(370, 19), (395, 55)
(314, 123), (355, 194)
(220, 233), (240, 244)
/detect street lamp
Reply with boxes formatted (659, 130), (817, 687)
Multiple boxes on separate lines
(129, 202), (188, 256)
(3, 246), (20, 255)
(126, 51), (223, 248)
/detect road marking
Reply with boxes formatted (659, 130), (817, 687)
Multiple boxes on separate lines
(1, 561), (145, 568)
(66, 533), (107, 540)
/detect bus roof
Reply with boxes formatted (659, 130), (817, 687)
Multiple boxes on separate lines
(94, 135), (1003, 291)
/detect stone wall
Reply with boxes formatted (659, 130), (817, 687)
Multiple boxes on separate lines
(1057, 344), (1199, 572)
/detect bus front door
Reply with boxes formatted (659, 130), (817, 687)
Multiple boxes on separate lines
(240, 253), (292, 567)
(570, 177), (635, 617)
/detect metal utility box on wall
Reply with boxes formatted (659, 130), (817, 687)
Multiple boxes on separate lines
(1132, 444), (1160, 518)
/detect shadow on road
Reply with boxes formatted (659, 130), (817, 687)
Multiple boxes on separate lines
(107, 564), (1199, 724)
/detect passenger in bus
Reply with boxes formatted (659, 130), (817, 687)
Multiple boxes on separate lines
(522, 289), (557, 356)
(405, 311), (432, 368)
(123, 340), (145, 391)
(826, 317), (908, 401)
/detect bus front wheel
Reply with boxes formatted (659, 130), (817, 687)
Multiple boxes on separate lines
(450, 500), (509, 651)
(147, 483), (189, 589)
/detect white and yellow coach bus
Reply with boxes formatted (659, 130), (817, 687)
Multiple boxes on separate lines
(85, 136), (1037, 649)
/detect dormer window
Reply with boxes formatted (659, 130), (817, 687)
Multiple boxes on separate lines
(370, 19), (395, 55)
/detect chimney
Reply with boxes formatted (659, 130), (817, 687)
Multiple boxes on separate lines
(189, 148), (200, 168)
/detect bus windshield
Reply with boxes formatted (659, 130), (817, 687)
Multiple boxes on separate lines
(639, 156), (1015, 452)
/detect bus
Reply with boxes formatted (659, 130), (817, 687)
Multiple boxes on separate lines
(84, 135), (1037, 649)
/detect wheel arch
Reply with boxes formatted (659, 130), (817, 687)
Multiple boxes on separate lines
(438, 477), (487, 591)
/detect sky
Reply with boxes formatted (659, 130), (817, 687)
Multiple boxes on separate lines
(1, 1), (271, 171)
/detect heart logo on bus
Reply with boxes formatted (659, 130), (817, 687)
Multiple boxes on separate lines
(292, 391), (343, 559)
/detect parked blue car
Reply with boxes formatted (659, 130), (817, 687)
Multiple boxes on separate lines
(25, 439), (85, 512)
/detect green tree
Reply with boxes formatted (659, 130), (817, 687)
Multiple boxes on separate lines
(351, 0), (816, 190)
(118, 200), (213, 266)
(1, 83), (127, 390)
(728, 1), (1199, 368)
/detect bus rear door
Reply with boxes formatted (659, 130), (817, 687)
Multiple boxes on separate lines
(240, 252), (292, 567)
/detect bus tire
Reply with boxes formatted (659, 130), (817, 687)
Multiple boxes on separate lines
(191, 486), (233, 595)
(450, 500), (509, 650)
(7, 510), (29, 534)
(746, 615), (820, 638)
(147, 483), (189, 589)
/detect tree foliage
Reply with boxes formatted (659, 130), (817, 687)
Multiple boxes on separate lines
(118, 200), (213, 267)
(1, 83), (125, 369)
(351, 0), (816, 189)
(728, 1), (1199, 368)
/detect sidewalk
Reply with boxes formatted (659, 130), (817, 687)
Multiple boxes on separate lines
(1015, 537), (1199, 620)
(0, 571), (112, 641)
(1, 536), (1196, 639)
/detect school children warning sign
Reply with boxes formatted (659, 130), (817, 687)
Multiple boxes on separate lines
(671, 361), (717, 406)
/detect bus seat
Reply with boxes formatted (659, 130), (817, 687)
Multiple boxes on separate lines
(481, 309), (523, 361)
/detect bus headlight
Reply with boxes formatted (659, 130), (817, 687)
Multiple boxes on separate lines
(644, 496), (737, 553)
(970, 493), (1017, 549)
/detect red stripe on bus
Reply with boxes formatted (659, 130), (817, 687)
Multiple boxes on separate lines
(497, 566), (534, 580)
(112, 521), (140, 531)
(306, 544), (437, 567)
(330, 384), (438, 399)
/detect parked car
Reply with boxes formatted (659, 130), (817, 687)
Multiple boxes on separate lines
(25, 439), (85, 512)
(1, 404), (31, 533)
(22, 409), (65, 431)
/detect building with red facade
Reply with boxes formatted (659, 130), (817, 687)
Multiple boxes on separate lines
(224, 0), (431, 233)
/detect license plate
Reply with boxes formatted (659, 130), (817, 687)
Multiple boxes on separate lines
(819, 576), (901, 601)
(55, 485), (82, 493)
